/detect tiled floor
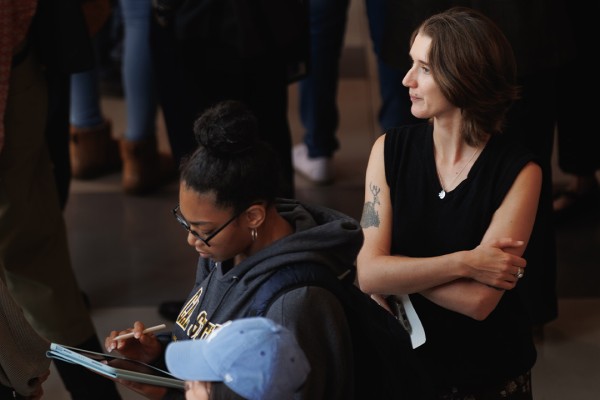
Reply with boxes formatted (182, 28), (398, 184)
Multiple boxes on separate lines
(44, 1), (600, 399)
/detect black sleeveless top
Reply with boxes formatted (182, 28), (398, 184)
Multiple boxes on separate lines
(384, 123), (537, 389)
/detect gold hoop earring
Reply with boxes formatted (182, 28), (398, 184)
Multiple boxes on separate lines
(251, 228), (257, 242)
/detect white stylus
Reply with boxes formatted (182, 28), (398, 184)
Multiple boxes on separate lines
(112, 324), (167, 341)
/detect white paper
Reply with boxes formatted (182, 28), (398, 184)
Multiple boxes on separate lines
(399, 295), (426, 348)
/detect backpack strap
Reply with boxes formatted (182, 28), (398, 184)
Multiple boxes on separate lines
(248, 263), (348, 317)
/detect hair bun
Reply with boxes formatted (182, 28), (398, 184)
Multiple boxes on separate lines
(194, 100), (259, 156)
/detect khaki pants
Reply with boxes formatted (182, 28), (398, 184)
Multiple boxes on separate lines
(0, 47), (95, 345)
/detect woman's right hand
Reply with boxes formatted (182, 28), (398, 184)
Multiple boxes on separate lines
(464, 238), (527, 290)
(104, 321), (163, 364)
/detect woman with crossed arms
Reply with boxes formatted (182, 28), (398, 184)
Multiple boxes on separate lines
(357, 7), (540, 400)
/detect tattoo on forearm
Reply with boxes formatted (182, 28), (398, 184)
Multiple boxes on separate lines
(361, 183), (381, 228)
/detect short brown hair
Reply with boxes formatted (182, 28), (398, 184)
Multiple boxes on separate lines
(412, 7), (520, 146)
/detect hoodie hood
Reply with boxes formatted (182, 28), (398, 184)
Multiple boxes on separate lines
(237, 198), (364, 281)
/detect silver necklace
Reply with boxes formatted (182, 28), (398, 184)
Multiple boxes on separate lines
(436, 148), (480, 199)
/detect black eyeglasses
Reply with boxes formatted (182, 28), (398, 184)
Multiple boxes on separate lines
(172, 204), (243, 247)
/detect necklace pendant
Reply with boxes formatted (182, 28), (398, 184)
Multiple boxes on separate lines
(438, 189), (446, 199)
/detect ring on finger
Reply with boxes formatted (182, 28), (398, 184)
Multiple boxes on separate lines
(516, 267), (524, 279)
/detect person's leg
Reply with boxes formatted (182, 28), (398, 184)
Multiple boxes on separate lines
(1, 41), (121, 400)
(69, 65), (121, 179)
(119, 0), (157, 142)
(299, 0), (349, 158)
(149, 16), (197, 167)
(365, 0), (421, 132)
(294, 0), (350, 184)
(71, 68), (104, 128)
(119, 0), (172, 195)
(97, 2), (125, 97)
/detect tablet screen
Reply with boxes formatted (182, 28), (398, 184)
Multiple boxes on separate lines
(47, 343), (185, 390)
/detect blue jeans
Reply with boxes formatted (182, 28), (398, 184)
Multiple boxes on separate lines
(119, 0), (157, 140)
(366, 0), (419, 132)
(71, 0), (157, 141)
(299, 0), (415, 158)
(70, 3), (122, 128)
(70, 67), (104, 128)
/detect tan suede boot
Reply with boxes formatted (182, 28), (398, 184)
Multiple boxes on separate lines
(69, 119), (121, 179)
(119, 137), (175, 195)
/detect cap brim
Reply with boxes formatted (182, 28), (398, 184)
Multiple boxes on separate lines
(165, 340), (222, 382)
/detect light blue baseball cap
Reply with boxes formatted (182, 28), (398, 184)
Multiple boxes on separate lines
(165, 317), (310, 400)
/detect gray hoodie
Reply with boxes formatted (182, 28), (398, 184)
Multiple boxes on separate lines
(172, 198), (364, 399)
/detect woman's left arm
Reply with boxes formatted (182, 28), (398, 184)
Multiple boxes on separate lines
(421, 161), (542, 319)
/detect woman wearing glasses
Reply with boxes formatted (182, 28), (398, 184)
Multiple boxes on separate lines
(104, 100), (363, 400)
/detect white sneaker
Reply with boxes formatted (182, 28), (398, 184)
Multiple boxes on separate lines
(292, 143), (334, 184)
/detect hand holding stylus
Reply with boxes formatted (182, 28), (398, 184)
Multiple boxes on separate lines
(111, 324), (167, 341)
